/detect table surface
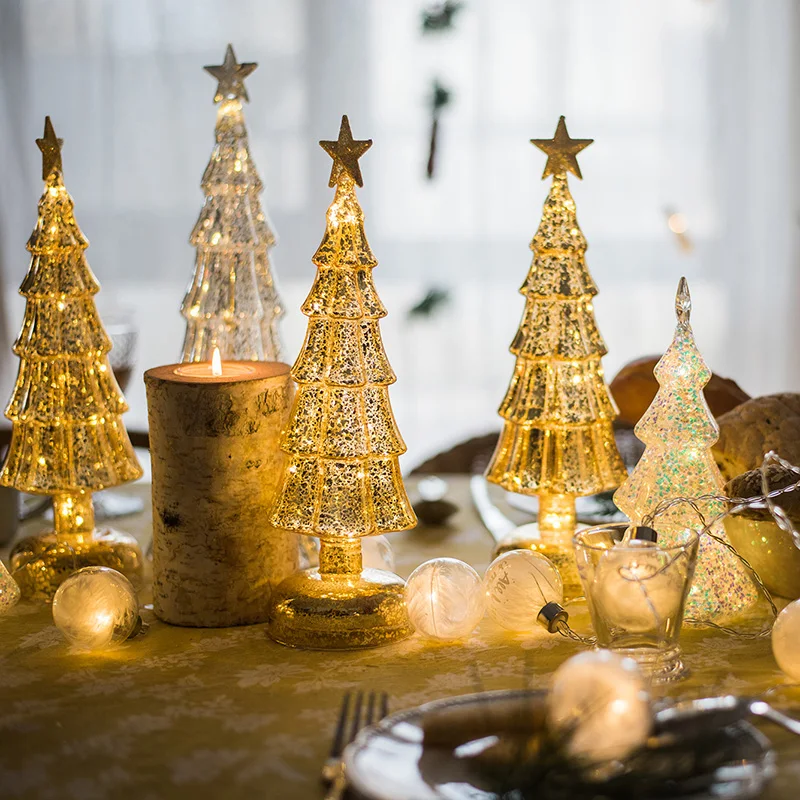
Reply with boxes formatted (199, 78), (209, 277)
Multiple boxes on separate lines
(1, 477), (799, 800)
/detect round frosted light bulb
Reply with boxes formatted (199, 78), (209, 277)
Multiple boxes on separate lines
(483, 550), (563, 631)
(52, 567), (139, 651)
(772, 599), (800, 680)
(592, 542), (683, 635)
(405, 558), (485, 640)
(547, 650), (652, 764)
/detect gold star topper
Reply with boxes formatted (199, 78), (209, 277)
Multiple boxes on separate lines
(531, 116), (593, 180)
(319, 115), (372, 188)
(204, 44), (257, 103)
(36, 116), (63, 180)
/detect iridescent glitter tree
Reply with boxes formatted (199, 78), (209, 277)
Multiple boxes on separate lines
(486, 117), (626, 595)
(268, 116), (417, 650)
(181, 44), (283, 362)
(0, 118), (143, 601)
(615, 278), (758, 619)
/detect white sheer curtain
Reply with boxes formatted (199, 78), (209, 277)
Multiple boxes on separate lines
(0, 0), (798, 467)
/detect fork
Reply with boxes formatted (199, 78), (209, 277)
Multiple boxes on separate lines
(323, 690), (389, 800)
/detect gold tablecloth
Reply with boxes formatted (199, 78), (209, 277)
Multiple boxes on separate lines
(1, 477), (799, 799)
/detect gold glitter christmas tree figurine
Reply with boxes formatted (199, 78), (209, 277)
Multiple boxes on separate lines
(181, 44), (283, 362)
(486, 117), (626, 596)
(615, 278), (758, 619)
(268, 116), (417, 649)
(0, 118), (144, 602)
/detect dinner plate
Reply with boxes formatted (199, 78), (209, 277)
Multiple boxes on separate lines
(344, 690), (775, 800)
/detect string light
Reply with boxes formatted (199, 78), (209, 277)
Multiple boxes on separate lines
(405, 558), (485, 640)
(52, 567), (140, 651)
(547, 650), (651, 764)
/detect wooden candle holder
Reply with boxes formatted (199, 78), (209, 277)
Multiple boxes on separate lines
(145, 361), (297, 627)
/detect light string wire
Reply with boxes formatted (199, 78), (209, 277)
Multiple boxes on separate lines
(554, 451), (796, 644)
(638, 450), (795, 638)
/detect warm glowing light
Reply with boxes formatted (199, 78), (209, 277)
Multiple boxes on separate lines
(52, 566), (139, 651)
(667, 212), (687, 234)
(405, 559), (485, 640)
(173, 351), (256, 379)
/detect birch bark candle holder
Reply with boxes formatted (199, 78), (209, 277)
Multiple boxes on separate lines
(144, 357), (297, 627)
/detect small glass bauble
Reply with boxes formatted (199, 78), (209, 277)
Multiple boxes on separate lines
(592, 541), (684, 635)
(0, 560), (21, 614)
(772, 599), (800, 680)
(546, 650), (651, 764)
(52, 566), (139, 651)
(483, 550), (563, 631)
(405, 558), (485, 640)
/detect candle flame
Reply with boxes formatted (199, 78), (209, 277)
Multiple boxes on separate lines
(211, 347), (222, 377)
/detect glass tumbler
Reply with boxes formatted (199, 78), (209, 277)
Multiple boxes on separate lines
(573, 524), (699, 683)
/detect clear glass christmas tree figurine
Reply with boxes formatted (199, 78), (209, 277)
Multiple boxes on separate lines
(181, 44), (283, 362)
(1, 118), (144, 602)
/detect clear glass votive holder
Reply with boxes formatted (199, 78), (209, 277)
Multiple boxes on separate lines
(573, 524), (699, 684)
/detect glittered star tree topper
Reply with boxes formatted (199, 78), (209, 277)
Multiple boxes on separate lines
(614, 278), (758, 619)
(267, 115), (417, 650)
(0, 117), (143, 600)
(486, 117), (626, 594)
(181, 44), (283, 362)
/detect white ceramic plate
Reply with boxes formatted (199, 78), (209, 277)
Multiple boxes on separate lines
(344, 690), (774, 800)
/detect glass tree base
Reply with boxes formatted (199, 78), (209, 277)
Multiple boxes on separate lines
(492, 529), (583, 602)
(268, 566), (413, 650)
(611, 644), (689, 685)
(10, 528), (144, 603)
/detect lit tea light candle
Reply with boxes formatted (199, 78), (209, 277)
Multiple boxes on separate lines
(144, 355), (297, 627)
(173, 346), (256, 379)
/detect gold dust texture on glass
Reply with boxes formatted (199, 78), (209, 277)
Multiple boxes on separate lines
(270, 120), (415, 540)
(486, 145), (625, 498)
(0, 122), (141, 501)
(614, 280), (759, 620)
(10, 527), (144, 604)
(181, 44), (283, 363)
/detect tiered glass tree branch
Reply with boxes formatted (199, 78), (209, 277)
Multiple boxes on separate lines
(0, 118), (144, 601)
(181, 44), (283, 362)
(486, 117), (626, 596)
(268, 116), (417, 650)
(615, 278), (758, 619)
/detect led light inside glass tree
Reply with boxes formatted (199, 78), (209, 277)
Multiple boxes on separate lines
(181, 44), (283, 362)
(0, 117), (143, 601)
(268, 116), (417, 650)
(486, 117), (626, 592)
(614, 278), (758, 619)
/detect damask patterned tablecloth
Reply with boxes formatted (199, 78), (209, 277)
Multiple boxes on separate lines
(1, 477), (800, 800)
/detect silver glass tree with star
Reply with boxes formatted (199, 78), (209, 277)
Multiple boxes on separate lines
(181, 44), (284, 362)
